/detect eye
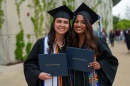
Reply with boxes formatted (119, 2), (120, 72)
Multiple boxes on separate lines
(82, 21), (85, 24)
(64, 21), (69, 24)
(74, 20), (78, 23)
(57, 20), (62, 23)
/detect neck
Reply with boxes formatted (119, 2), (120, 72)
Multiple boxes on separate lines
(55, 34), (65, 47)
(78, 34), (85, 48)
(56, 34), (64, 42)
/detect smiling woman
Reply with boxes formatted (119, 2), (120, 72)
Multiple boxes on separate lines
(23, 5), (74, 86)
(74, 15), (87, 36)
(70, 3), (118, 86)
(54, 18), (69, 35)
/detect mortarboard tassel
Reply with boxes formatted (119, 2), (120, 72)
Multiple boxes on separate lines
(98, 16), (102, 38)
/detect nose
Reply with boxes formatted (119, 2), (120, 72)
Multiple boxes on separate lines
(61, 22), (64, 26)
(77, 22), (81, 26)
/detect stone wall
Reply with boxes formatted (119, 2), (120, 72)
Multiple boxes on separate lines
(0, 0), (114, 65)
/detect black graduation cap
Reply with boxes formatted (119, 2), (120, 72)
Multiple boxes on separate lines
(47, 5), (74, 20)
(74, 3), (99, 24)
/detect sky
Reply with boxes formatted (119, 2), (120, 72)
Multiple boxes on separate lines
(112, 0), (130, 18)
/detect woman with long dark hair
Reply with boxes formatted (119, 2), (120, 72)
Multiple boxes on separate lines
(70, 3), (118, 86)
(23, 5), (73, 86)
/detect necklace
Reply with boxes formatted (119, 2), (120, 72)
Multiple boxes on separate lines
(88, 70), (99, 86)
(56, 39), (65, 49)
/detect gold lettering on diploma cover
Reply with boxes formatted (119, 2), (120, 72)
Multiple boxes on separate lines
(46, 64), (60, 66)
(72, 57), (87, 62)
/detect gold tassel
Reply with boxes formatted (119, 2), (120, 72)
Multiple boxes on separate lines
(56, 43), (62, 86)
(58, 76), (62, 86)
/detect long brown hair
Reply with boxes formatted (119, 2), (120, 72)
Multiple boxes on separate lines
(71, 15), (99, 55)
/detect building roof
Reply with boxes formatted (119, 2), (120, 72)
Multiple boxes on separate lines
(112, 0), (121, 6)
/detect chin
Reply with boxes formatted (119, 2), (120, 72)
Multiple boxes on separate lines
(75, 31), (83, 34)
(58, 32), (66, 35)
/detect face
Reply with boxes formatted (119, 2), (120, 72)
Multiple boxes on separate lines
(54, 18), (69, 35)
(73, 15), (86, 34)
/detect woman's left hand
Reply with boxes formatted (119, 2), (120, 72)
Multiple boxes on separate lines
(88, 61), (101, 70)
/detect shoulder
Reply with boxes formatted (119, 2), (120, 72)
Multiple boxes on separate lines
(97, 38), (111, 51)
(33, 38), (45, 48)
(36, 38), (44, 44)
(36, 35), (49, 44)
(36, 35), (49, 46)
(97, 38), (107, 46)
(97, 38), (106, 44)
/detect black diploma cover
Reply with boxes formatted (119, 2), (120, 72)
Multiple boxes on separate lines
(67, 47), (94, 72)
(38, 53), (68, 76)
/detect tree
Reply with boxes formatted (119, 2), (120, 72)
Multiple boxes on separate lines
(117, 19), (130, 30)
(113, 15), (120, 29)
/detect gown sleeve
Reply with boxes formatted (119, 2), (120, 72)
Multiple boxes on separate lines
(97, 38), (119, 85)
(23, 38), (43, 86)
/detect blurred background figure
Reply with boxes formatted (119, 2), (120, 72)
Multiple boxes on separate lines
(115, 29), (120, 43)
(93, 29), (98, 36)
(119, 30), (125, 43)
(109, 30), (115, 47)
(102, 28), (107, 42)
(124, 29), (130, 53)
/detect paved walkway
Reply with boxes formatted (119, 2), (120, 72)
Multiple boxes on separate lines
(110, 42), (130, 86)
(0, 42), (130, 86)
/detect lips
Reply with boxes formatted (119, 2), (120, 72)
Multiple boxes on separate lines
(76, 28), (82, 30)
(58, 28), (65, 31)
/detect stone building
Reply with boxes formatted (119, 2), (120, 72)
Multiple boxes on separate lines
(0, 0), (120, 65)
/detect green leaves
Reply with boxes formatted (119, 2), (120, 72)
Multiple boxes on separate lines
(0, 0), (4, 29)
(117, 19), (130, 30)
(113, 15), (120, 30)
(15, 30), (25, 61)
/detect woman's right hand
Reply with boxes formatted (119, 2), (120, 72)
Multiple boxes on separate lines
(38, 72), (52, 80)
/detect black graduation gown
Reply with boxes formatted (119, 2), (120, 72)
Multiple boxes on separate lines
(23, 38), (71, 86)
(124, 30), (130, 50)
(72, 38), (118, 86)
(109, 33), (115, 45)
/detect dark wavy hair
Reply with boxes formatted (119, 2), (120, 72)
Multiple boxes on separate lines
(47, 21), (71, 53)
(71, 15), (99, 55)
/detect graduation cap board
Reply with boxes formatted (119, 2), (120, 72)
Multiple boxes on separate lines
(47, 5), (74, 20)
(74, 3), (99, 24)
